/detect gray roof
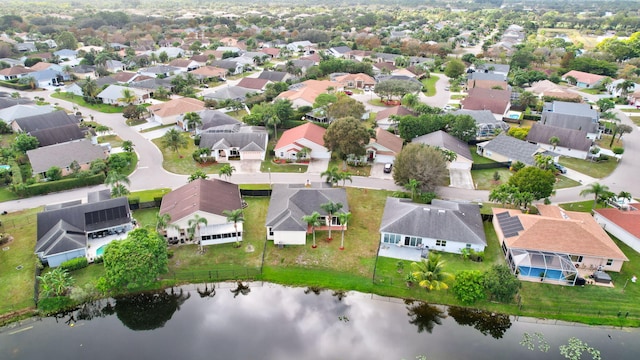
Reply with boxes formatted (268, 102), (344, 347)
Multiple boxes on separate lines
(0, 97), (33, 110)
(203, 86), (254, 101)
(413, 130), (473, 161)
(379, 198), (486, 247)
(452, 109), (502, 125)
(30, 123), (85, 147)
(468, 72), (507, 82)
(258, 71), (288, 82)
(479, 133), (542, 166)
(476, 63), (510, 74)
(36, 195), (131, 256)
(526, 123), (592, 152)
(199, 110), (241, 130)
(0, 104), (54, 122)
(27, 139), (108, 174)
(265, 184), (349, 231)
(96, 76), (118, 87)
(199, 132), (268, 152)
(540, 112), (598, 133)
(543, 101), (598, 121)
(331, 46), (352, 54)
(13, 110), (79, 133)
(211, 60), (239, 70)
(376, 75), (423, 86)
(142, 65), (180, 74)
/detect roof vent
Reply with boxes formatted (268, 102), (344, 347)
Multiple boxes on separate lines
(423, 208), (430, 211)
(438, 210), (446, 214)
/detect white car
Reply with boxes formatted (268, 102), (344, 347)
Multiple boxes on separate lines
(443, 105), (456, 111)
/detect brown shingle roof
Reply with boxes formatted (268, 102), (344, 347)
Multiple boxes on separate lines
(375, 106), (415, 121)
(371, 127), (403, 155)
(149, 97), (205, 118)
(236, 77), (270, 90)
(461, 88), (511, 115)
(159, 178), (242, 223)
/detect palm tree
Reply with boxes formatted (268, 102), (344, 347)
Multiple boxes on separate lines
(183, 111), (202, 132)
(337, 171), (353, 187)
(320, 201), (343, 240)
(110, 183), (130, 197)
(188, 214), (208, 252)
(618, 191), (632, 203)
(223, 209), (244, 247)
(218, 163), (235, 180)
(188, 170), (209, 182)
(155, 213), (172, 232)
(401, 93), (419, 109)
(410, 252), (454, 291)
(549, 136), (560, 150)
(405, 178), (421, 201)
(122, 140), (134, 153)
(518, 91), (539, 109)
(118, 88), (137, 105)
(154, 86), (170, 100)
(162, 128), (188, 155)
(265, 111), (282, 140)
(38, 268), (74, 298)
(616, 79), (635, 97)
(321, 165), (340, 186)
(580, 182), (610, 210)
(105, 171), (130, 197)
(337, 211), (352, 250)
(302, 211), (321, 248)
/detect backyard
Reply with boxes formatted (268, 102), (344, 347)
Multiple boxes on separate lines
(50, 92), (124, 113)
(152, 133), (224, 174)
(260, 140), (309, 173)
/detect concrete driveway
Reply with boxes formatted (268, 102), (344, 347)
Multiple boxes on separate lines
(448, 162), (475, 190)
(233, 160), (262, 174)
(370, 162), (393, 180)
(307, 159), (330, 174)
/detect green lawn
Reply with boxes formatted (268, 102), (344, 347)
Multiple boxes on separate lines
(0, 187), (19, 202)
(579, 88), (603, 95)
(97, 134), (124, 148)
(132, 208), (160, 228)
(421, 74), (439, 97)
(628, 115), (640, 126)
(559, 156), (618, 179)
(471, 168), (513, 190)
(596, 134), (622, 150)
(140, 124), (175, 133)
(469, 146), (493, 164)
(152, 134), (224, 175)
(129, 188), (171, 203)
(260, 140), (308, 173)
(0, 208), (41, 315)
(50, 93), (124, 113)
(328, 157), (371, 177)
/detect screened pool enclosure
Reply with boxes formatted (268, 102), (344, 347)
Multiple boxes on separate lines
(507, 248), (579, 286)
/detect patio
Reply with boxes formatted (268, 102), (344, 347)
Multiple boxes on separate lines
(86, 232), (129, 261)
(378, 243), (426, 261)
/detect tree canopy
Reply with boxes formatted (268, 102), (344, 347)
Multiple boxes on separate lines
(102, 228), (168, 290)
(323, 117), (372, 159)
(392, 143), (448, 193)
(507, 166), (556, 200)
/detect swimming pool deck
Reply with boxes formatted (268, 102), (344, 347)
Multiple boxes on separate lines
(86, 233), (129, 261)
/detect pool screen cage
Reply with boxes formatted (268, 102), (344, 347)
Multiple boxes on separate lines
(507, 248), (579, 286)
(476, 122), (511, 138)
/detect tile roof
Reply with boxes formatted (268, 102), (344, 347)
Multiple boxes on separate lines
(375, 106), (416, 121)
(460, 88), (511, 115)
(0, 66), (34, 76)
(159, 178), (242, 223)
(149, 97), (204, 118)
(380, 198), (486, 246)
(563, 70), (606, 85)
(236, 77), (270, 90)
(413, 130), (473, 161)
(594, 205), (640, 240)
(276, 80), (339, 106)
(371, 128), (403, 155)
(275, 122), (326, 150)
(190, 66), (226, 77)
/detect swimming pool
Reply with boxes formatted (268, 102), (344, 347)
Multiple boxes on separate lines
(518, 266), (563, 280)
(508, 113), (520, 119)
(96, 244), (108, 257)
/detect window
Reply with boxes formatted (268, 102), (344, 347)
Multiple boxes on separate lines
(436, 240), (447, 247)
(383, 233), (401, 244)
(466, 244), (471, 249)
(268, 227), (273, 236)
(571, 255), (583, 263)
(606, 259), (613, 266)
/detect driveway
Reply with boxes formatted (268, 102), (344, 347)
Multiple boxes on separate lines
(448, 162), (475, 190)
(233, 160), (261, 174)
(307, 159), (330, 174)
(370, 162), (393, 180)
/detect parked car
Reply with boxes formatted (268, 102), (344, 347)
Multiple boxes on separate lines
(344, 90), (353, 95)
(383, 163), (393, 173)
(443, 105), (456, 111)
(554, 163), (567, 174)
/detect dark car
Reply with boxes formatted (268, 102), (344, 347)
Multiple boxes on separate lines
(554, 163), (567, 174)
(343, 90), (353, 95)
(383, 163), (393, 173)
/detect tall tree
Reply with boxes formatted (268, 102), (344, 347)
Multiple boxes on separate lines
(118, 88), (137, 105)
(162, 128), (188, 155)
(182, 112), (202, 132)
(218, 164), (235, 180)
(320, 201), (343, 240)
(393, 143), (448, 193)
(484, 264), (521, 303)
(410, 252), (454, 291)
(223, 209), (244, 247)
(323, 117), (372, 167)
(444, 58), (465, 78)
(13, 133), (39, 153)
(102, 228), (168, 290)
(337, 211), (352, 250)
(580, 182), (610, 210)
(302, 211), (322, 248)
(508, 166), (556, 200)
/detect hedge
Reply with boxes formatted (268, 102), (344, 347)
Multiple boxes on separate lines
(60, 257), (88, 272)
(18, 173), (106, 197)
(0, 81), (31, 90)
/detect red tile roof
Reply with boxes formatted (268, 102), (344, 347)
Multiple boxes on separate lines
(275, 122), (326, 149)
(375, 106), (415, 121)
(237, 77), (270, 90)
(562, 70), (606, 86)
(594, 205), (640, 240)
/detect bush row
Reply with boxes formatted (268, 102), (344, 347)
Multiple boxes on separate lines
(60, 257), (88, 272)
(16, 173), (106, 197)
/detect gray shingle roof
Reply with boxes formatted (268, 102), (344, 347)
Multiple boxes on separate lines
(13, 110), (79, 133)
(479, 133), (542, 166)
(379, 198), (486, 246)
(258, 71), (288, 82)
(29, 123), (85, 147)
(526, 123), (592, 151)
(199, 132), (268, 152)
(199, 110), (241, 130)
(265, 184), (349, 231)
(540, 112), (598, 133)
(543, 101), (598, 121)
(452, 109), (504, 125)
(35, 220), (86, 257)
(27, 139), (108, 174)
(413, 130), (473, 161)
(203, 86), (254, 101)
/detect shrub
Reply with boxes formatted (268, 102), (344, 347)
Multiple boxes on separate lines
(17, 173), (106, 197)
(94, 256), (104, 264)
(60, 257), (88, 272)
(612, 147), (624, 155)
(37, 296), (76, 315)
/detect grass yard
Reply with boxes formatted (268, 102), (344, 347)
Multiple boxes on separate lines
(140, 124), (175, 133)
(50, 93), (124, 113)
(328, 157), (371, 177)
(152, 134), (224, 175)
(0, 187), (19, 202)
(97, 134), (124, 148)
(558, 200), (608, 213)
(628, 115), (640, 126)
(421, 74), (439, 97)
(596, 134), (622, 150)
(471, 168), (513, 190)
(132, 208), (160, 228)
(0, 208), (40, 315)
(129, 188), (171, 203)
(559, 156), (618, 179)
(260, 140), (308, 173)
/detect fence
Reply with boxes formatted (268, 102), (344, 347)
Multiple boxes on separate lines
(471, 162), (511, 170)
(167, 268), (261, 283)
(240, 189), (272, 197)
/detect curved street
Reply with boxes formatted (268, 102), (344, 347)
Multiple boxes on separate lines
(3, 80), (639, 212)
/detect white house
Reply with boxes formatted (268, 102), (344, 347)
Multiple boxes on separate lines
(274, 122), (331, 160)
(97, 84), (150, 106)
(593, 204), (640, 254)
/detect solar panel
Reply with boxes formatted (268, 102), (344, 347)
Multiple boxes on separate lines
(496, 212), (509, 220)
(504, 232), (519, 238)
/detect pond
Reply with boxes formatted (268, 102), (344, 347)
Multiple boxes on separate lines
(1, 282), (638, 360)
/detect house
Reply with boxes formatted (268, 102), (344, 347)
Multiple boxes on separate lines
(138, 65), (181, 78)
(35, 190), (133, 267)
(259, 47), (280, 58)
(413, 130), (474, 189)
(476, 133), (545, 166)
(543, 101), (598, 123)
(112, 71), (141, 84)
(28, 124), (86, 148)
(562, 70), (606, 88)
(493, 205), (628, 285)
(104, 60), (126, 73)
(593, 204), (640, 253)
(460, 88), (512, 120)
(27, 139), (109, 178)
(204, 85), (255, 102)
(30, 68), (68, 88)
(466, 72), (508, 90)
(265, 183), (349, 246)
(129, 78), (174, 96)
(211, 60), (244, 75)
(159, 179), (244, 246)
(275, 122), (330, 160)
(475, 63), (510, 78)
(332, 73), (376, 90)
(379, 198), (486, 261)
(97, 84), (150, 106)
(168, 59), (200, 72)
(11, 110), (79, 133)
(373, 62), (398, 74)
(199, 128), (268, 161)
(0, 104), (55, 123)
(328, 46), (352, 58)
(276, 80), (341, 108)
(53, 49), (78, 61)
(452, 109), (510, 139)
(285, 41), (315, 53)
(70, 65), (96, 80)
(257, 70), (290, 83)
(365, 128), (403, 164)
(236, 77), (271, 92)
(528, 80), (582, 101)
(146, 47), (185, 59)
(0, 66), (34, 81)
(540, 112), (601, 140)
(149, 97), (205, 126)
(607, 79), (639, 97)
(0, 97), (33, 110)
(199, 110), (242, 131)
(375, 105), (416, 130)
(190, 65), (227, 81)
(526, 123), (592, 160)
(15, 42), (37, 52)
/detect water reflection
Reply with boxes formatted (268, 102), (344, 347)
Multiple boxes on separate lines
(196, 283), (216, 298)
(230, 281), (251, 298)
(447, 306), (512, 339)
(405, 300), (447, 334)
(114, 287), (190, 331)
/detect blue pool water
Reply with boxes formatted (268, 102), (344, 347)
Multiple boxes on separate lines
(0, 165), (10, 170)
(96, 244), (107, 257)
(508, 113), (520, 119)
(518, 266), (563, 280)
